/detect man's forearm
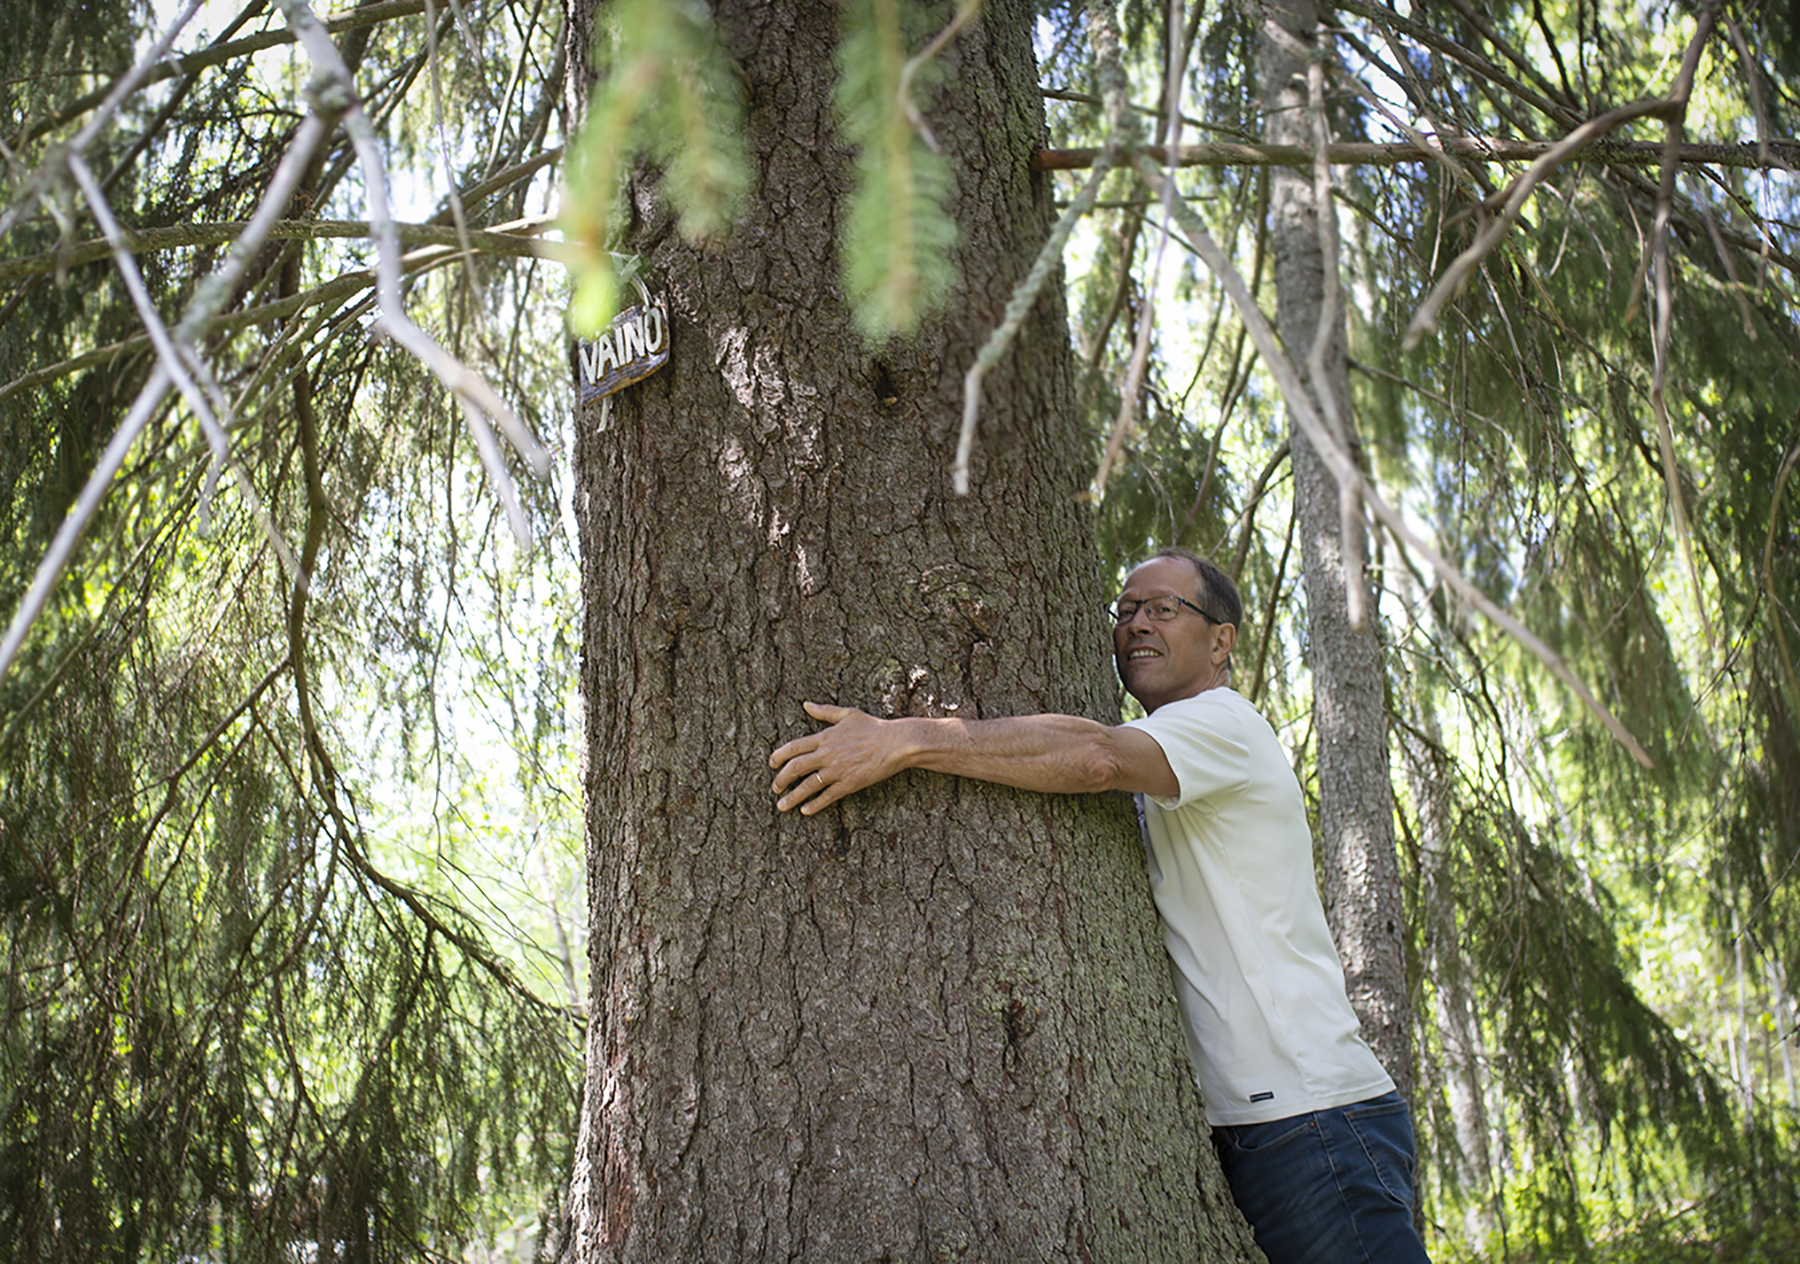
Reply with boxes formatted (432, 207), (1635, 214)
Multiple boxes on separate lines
(891, 713), (1133, 795)
(770, 701), (1177, 815)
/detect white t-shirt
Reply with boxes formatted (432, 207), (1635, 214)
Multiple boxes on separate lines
(1126, 687), (1394, 1126)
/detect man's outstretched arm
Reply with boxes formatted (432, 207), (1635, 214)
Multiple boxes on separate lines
(769, 700), (1178, 815)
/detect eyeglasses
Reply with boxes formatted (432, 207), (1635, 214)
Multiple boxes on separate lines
(1105, 595), (1223, 625)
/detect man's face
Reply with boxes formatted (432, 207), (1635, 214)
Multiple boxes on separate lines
(1112, 557), (1236, 712)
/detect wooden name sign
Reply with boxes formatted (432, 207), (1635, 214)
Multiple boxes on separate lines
(578, 294), (669, 404)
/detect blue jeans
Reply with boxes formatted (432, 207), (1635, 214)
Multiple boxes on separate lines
(1212, 1091), (1431, 1264)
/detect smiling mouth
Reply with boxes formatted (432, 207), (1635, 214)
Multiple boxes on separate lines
(1127, 647), (1162, 661)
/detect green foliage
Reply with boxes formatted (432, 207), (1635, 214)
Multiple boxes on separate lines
(833, 0), (964, 338)
(1, 2), (583, 1259)
(0, 330), (585, 1262)
(563, 0), (748, 334)
(562, 0), (971, 341)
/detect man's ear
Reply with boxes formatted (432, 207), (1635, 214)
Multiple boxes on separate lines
(1211, 622), (1237, 664)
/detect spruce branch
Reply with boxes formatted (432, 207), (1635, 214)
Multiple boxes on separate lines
(1437, 0), (1579, 124)
(1085, 210), (1142, 369)
(1333, 0), (1577, 129)
(1760, 438), (1800, 727)
(424, 0), (494, 322)
(282, 367), (569, 1035)
(0, 0), (554, 685)
(1225, 441), (1292, 582)
(836, 0), (960, 336)
(70, 144), (312, 551)
(275, 0), (550, 545)
(1245, 494), (1297, 713)
(0, 0), (206, 239)
(562, 0), (747, 333)
(0, 228), (549, 407)
(0, 104), (339, 686)
(0, 215), (564, 288)
(1402, 96), (1696, 350)
(0, 366), (173, 688)
(1029, 137), (1800, 175)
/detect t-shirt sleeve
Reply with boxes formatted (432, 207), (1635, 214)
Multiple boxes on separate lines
(1125, 696), (1253, 811)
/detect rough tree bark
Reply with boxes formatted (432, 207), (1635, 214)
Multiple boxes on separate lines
(1259, 0), (1414, 1101)
(561, 0), (1262, 1259)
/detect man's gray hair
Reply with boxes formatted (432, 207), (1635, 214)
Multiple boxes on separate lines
(1150, 547), (1243, 628)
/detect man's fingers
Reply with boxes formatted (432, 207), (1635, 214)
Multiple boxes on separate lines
(771, 753), (821, 796)
(796, 768), (859, 815)
(799, 776), (846, 815)
(774, 766), (831, 812)
(771, 702), (849, 770)
(769, 733), (816, 770)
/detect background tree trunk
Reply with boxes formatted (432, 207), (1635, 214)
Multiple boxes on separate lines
(562, 0), (1261, 1258)
(1402, 702), (1499, 1238)
(1259, 0), (1414, 1102)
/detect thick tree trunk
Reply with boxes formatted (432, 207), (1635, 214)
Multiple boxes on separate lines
(1259, 0), (1413, 1101)
(561, 0), (1260, 1259)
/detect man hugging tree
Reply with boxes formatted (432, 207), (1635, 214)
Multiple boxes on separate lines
(771, 547), (1430, 1264)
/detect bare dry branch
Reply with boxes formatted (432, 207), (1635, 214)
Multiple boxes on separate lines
(1402, 98), (1680, 350)
(1030, 136), (1800, 172)
(0, 215), (566, 286)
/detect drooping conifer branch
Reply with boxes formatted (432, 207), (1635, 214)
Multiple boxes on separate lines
(1093, 0), (1191, 501)
(1767, 437), (1800, 720)
(0, 95), (338, 683)
(0, 215), (568, 287)
(276, 0), (549, 537)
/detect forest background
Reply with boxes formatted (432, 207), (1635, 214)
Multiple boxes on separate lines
(1, 0), (1797, 1259)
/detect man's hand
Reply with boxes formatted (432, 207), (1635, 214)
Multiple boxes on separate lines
(769, 701), (910, 815)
